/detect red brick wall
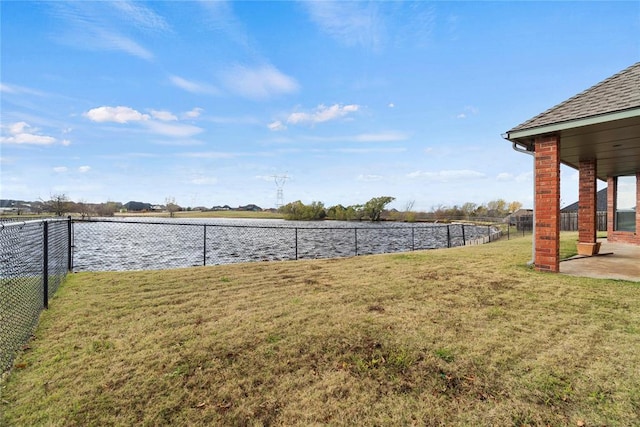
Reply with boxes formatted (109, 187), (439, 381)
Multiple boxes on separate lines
(608, 173), (640, 245)
(578, 159), (597, 244)
(534, 135), (560, 272)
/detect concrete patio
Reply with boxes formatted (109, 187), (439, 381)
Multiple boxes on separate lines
(560, 239), (640, 282)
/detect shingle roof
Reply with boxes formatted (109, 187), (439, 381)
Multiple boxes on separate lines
(560, 188), (608, 213)
(509, 62), (640, 132)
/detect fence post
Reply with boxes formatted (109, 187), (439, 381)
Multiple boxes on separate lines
(67, 216), (73, 271)
(43, 221), (49, 310)
(447, 225), (451, 248)
(354, 228), (358, 256)
(411, 227), (415, 251)
(461, 224), (466, 246)
(203, 225), (207, 266)
(487, 225), (491, 242)
(295, 228), (298, 260)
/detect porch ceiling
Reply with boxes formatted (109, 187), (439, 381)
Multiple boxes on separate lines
(507, 111), (640, 181)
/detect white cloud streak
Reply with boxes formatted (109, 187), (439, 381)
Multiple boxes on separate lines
(407, 169), (486, 182)
(304, 1), (383, 50)
(222, 64), (299, 100)
(285, 104), (360, 126)
(170, 75), (220, 95)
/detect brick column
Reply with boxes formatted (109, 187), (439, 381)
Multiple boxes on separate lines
(577, 159), (599, 255)
(534, 135), (561, 272)
(636, 173), (640, 237)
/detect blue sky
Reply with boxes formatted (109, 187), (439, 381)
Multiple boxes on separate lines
(1, 1), (638, 211)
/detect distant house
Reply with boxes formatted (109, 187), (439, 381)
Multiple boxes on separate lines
(238, 204), (262, 212)
(561, 188), (608, 213)
(211, 205), (232, 211)
(124, 201), (153, 212)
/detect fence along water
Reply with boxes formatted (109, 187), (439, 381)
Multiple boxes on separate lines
(71, 219), (502, 272)
(0, 218), (71, 375)
(1, 217), (501, 375)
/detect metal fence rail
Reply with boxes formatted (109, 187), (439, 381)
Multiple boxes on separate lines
(0, 218), (71, 375)
(72, 219), (502, 272)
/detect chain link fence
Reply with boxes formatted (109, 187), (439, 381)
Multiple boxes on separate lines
(0, 218), (71, 376)
(2, 217), (502, 376)
(72, 219), (503, 272)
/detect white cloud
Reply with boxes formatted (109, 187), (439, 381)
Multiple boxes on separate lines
(457, 105), (479, 119)
(85, 106), (150, 123)
(407, 169), (486, 182)
(286, 104), (360, 125)
(170, 75), (219, 95)
(357, 174), (384, 182)
(0, 122), (57, 145)
(268, 121), (287, 131)
(49, 2), (157, 60)
(335, 147), (406, 154)
(222, 64), (299, 100)
(53, 166), (68, 173)
(84, 105), (204, 138)
(62, 139), (72, 146)
(353, 132), (407, 142)
(78, 166), (91, 173)
(181, 151), (237, 159)
(189, 176), (218, 185)
(145, 121), (204, 138)
(0, 83), (46, 96)
(304, 1), (383, 50)
(182, 108), (204, 119)
(109, 1), (170, 32)
(150, 110), (178, 121)
(388, 103), (395, 108)
(496, 172), (513, 181)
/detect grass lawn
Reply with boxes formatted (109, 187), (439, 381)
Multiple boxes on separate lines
(2, 233), (640, 426)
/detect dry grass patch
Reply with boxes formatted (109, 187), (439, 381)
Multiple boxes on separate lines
(2, 233), (640, 426)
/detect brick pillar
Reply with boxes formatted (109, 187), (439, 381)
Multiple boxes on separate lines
(636, 173), (640, 237)
(607, 176), (616, 235)
(534, 135), (561, 272)
(577, 159), (599, 255)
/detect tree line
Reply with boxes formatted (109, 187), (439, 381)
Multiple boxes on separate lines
(279, 196), (396, 221)
(279, 197), (523, 222)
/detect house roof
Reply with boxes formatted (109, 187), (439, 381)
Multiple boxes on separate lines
(509, 62), (640, 133)
(505, 63), (640, 180)
(561, 188), (608, 213)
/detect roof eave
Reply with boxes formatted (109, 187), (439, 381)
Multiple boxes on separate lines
(504, 107), (640, 143)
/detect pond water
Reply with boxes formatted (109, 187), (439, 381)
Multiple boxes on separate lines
(71, 218), (500, 272)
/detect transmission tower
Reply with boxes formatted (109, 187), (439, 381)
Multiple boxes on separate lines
(272, 174), (288, 208)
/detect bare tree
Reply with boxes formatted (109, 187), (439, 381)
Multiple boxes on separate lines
(165, 197), (181, 218)
(44, 193), (71, 217)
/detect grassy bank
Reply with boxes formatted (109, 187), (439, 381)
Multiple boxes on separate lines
(2, 234), (639, 426)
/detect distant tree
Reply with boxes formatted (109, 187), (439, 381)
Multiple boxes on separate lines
(45, 193), (71, 217)
(508, 201), (523, 213)
(76, 199), (95, 219)
(461, 202), (477, 219)
(279, 200), (326, 220)
(96, 201), (119, 217)
(165, 197), (181, 218)
(486, 199), (508, 217)
(402, 200), (416, 222)
(363, 196), (395, 221)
